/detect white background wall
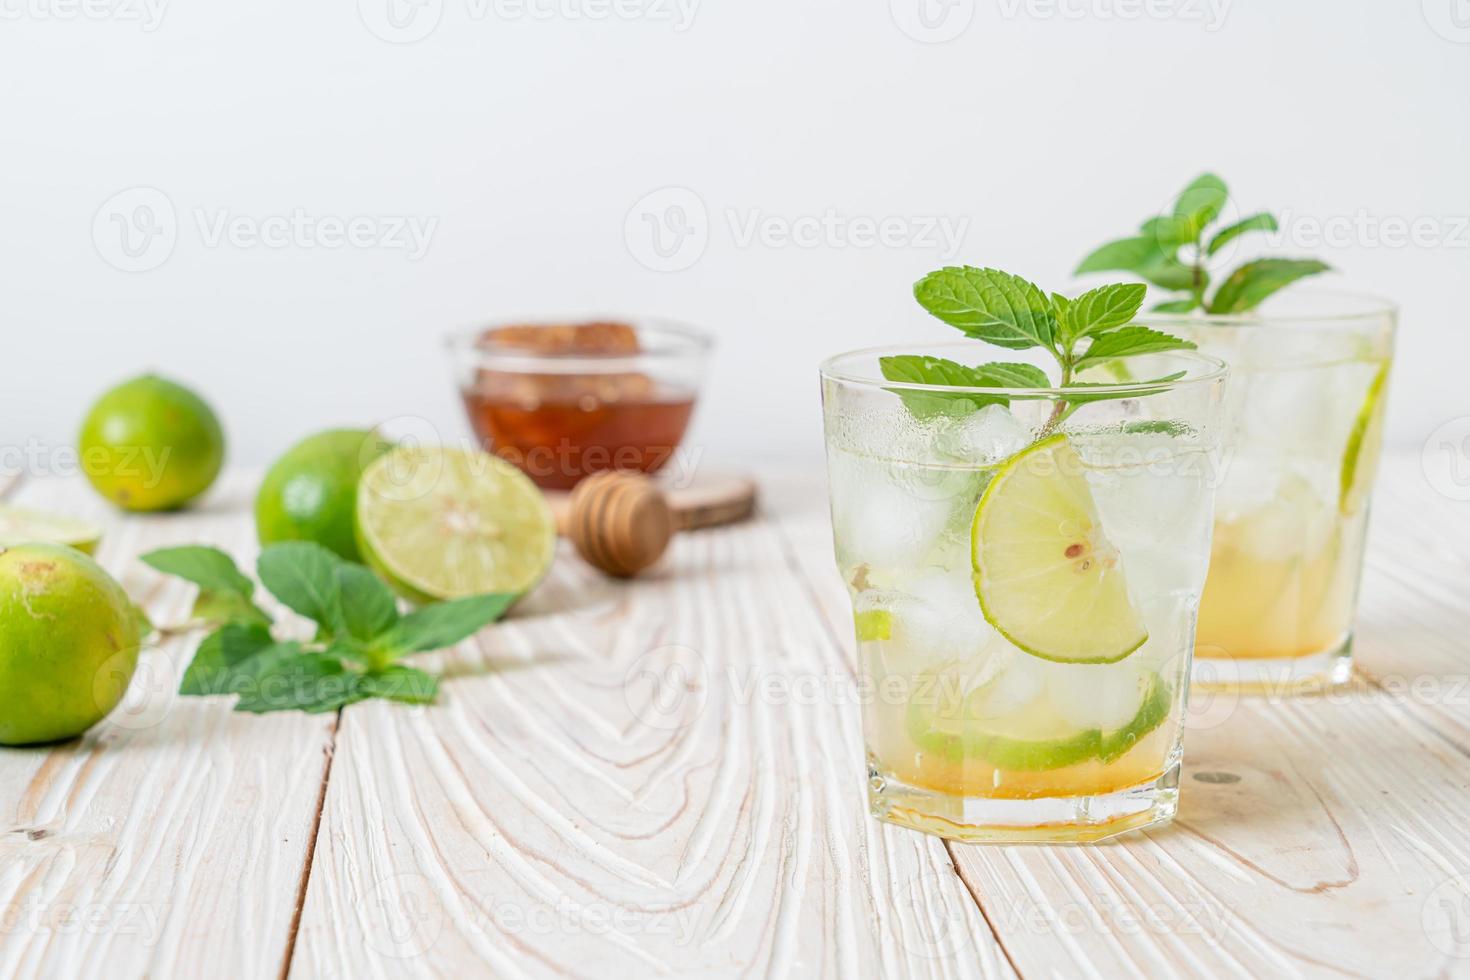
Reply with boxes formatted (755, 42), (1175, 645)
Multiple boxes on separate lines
(2, 0), (1467, 473)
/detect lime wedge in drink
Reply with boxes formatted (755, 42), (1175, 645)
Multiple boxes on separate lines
(970, 434), (1147, 664)
(356, 446), (556, 604)
(1338, 362), (1389, 515)
(0, 505), (104, 555)
(906, 669), (1168, 772)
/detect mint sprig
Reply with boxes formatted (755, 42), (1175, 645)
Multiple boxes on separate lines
(1075, 172), (1329, 313)
(884, 267), (1194, 432)
(144, 542), (512, 714)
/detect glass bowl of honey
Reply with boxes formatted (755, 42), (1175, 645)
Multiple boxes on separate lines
(447, 318), (711, 491)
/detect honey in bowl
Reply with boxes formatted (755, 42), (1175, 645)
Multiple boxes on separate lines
(457, 321), (702, 491)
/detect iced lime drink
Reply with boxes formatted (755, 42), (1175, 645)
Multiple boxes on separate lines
(1153, 295), (1396, 691)
(822, 267), (1227, 843)
(1071, 173), (1396, 692)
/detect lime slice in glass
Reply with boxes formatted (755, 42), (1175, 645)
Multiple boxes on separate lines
(970, 434), (1147, 664)
(1339, 362), (1390, 515)
(356, 447), (555, 604)
(0, 505), (103, 555)
(906, 668), (1168, 772)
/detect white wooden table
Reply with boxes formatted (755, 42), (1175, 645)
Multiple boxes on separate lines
(2, 455), (1468, 978)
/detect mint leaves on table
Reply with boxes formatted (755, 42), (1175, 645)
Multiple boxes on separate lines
(140, 545), (272, 628)
(1075, 173), (1329, 314)
(142, 541), (513, 714)
(884, 267), (1194, 430)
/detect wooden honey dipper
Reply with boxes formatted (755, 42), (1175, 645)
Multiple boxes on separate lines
(566, 471), (677, 578)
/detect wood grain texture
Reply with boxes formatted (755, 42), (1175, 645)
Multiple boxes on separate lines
(0, 475), (335, 979)
(292, 522), (1012, 979)
(0, 455), (1465, 979)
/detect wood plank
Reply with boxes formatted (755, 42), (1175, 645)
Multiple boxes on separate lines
(1349, 459), (1470, 741)
(768, 457), (1470, 977)
(292, 515), (1014, 978)
(0, 475), (332, 979)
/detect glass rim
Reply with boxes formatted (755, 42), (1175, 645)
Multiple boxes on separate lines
(819, 344), (1227, 399)
(1133, 288), (1397, 329)
(445, 316), (714, 372)
(443, 315), (714, 354)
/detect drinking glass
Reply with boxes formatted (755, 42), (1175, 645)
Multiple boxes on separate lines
(821, 345), (1227, 843)
(1139, 292), (1397, 692)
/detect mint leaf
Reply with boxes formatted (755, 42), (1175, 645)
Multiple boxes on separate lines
(1061, 371), (1187, 405)
(1206, 212), (1278, 256)
(378, 594), (514, 656)
(1136, 253), (1197, 292)
(1076, 239), (1195, 292)
(1207, 258), (1330, 314)
(1140, 214), (1194, 248)
(337, 563), (398, 642)
(142, 545), (254, 595)
(191, 591), (272, 628)
(179, 623), (277, 696)
(1173, 173), (1228, 237)
(358, 666), (438, 705)
(1117, 419), (1192, 436)
(1075, 237), (1161, 276)
(232, 651), (357, 714)
(1075, 326), (1196, 370)
(257, 542), (345, 633)
(913, 267), (1056, 351)
(974, 362), (1051, 388)
(880, 356), (1050, 419)
(1062, 283), (1147, 342)
(141, 545), (270, 627)
(880, 355), (1007, 418)
(1152, 297), (1200, 313)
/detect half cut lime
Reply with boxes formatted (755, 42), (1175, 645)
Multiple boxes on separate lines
(0, 506), (104, 555)
(970, 435), (1147, 664)
(357, 447), (555, 604)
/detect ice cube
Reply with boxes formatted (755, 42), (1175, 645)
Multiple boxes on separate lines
(1230, 471), (1336, 560)
(1046, 663), (1149, 732)
(889, 569), (997, 663)
(966, 653), (1046, 720)
(828, 454), (953, 571)
(1213, 451), (1284, 519)
(934, 404), (1031, 465)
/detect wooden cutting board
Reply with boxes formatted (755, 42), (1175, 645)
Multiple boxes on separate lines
(547, 470), (757, 535)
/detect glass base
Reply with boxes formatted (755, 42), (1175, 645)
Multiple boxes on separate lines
(868, 760), (1180, 844)
(1191, 633), (1353, 695)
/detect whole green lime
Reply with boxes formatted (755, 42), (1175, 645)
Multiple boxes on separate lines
(256, 429), (392, 562)
(79, 374), (225, 512)
(0, 543), (143, 746)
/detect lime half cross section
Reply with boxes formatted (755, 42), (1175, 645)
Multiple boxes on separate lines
(357, 446), (556, 604)
(970, 434), (1147, 664)
(0, 505), (104, 555)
